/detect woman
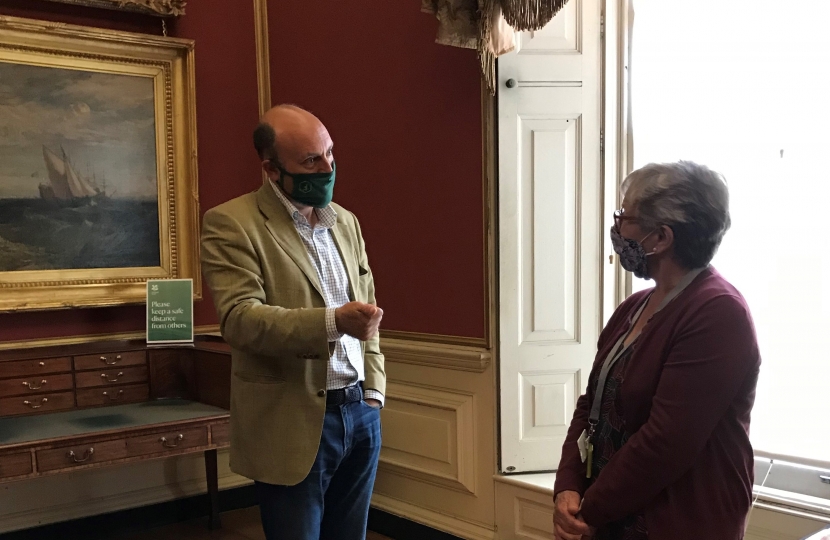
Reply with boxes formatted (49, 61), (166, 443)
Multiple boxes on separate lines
(553, 161), (760, 540)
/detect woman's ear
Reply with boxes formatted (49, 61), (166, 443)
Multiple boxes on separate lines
(655, 224), (675, 254)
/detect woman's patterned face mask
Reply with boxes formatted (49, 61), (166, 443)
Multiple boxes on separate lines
(610, 226), (657, 280)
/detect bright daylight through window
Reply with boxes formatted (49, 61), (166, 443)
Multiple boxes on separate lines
(629, 1), (830, 466)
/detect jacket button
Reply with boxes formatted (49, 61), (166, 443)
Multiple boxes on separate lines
(317, 389), (326, 397)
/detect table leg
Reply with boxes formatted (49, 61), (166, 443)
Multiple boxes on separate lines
(205, 449), (221, 529)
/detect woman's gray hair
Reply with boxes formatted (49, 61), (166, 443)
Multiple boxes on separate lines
(622, 161), (731, 269)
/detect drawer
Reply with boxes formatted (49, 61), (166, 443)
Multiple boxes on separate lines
(74, 351), (146, 372)
(0, 391), (74, 416)
(126, 426), (208, 457)
(37, 439), (127, 472)
(76, 384), (149, 408)
(0, 452), (33, 479)
(0, 357), (71, 379)
(211, 422), (230, 446)
(75, 366), (148, 388)
(0, 373), (73, 398)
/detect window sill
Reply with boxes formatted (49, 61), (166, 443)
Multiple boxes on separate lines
(754, 486), (830, 523)
(493, 472), (556, 497)
(492, 473), (830, 524)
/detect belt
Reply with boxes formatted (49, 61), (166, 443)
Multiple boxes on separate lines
(326, 383), (362, 407)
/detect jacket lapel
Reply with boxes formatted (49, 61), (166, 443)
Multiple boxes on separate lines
(256, 185), (324, 298)
(330, 215), (358, 301)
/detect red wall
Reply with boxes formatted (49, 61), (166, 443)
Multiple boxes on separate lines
(0, 0), (486, 342)
(0, 0), (260, 342)
(267, 0), (485, 337)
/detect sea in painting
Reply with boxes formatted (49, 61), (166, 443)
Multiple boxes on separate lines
(0, 60), (161, 272)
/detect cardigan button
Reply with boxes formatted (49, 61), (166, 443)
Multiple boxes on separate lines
(317, 389), (326, 397)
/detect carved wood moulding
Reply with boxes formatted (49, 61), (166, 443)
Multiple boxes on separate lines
(43, 0), (186, 17)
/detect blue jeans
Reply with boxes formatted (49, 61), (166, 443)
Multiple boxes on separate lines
(255, 400), (382, 540)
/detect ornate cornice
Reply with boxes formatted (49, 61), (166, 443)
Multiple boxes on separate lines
(42, 0), (186, 17)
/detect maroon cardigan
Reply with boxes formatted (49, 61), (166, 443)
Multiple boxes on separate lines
(554, 268), (760, 539)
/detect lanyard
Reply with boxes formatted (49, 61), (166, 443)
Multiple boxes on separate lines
(587, 267), (707, 437)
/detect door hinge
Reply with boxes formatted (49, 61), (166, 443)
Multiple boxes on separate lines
(600, 12), (605, 39)
(600, 128), (605, 153)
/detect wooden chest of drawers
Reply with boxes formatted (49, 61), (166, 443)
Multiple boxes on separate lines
(37, 438), (129, 473)
(0, 391), (75, 416)
(76, 383), (150, 407)
(2, 357), (72, 378)
(73, 350), (147, 371)
(0, 452), (33, 480)
(0, 347), (151, 417)
(0, 336), (232, 529)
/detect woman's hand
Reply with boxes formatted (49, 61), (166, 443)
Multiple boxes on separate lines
(554, 490), (593, 540)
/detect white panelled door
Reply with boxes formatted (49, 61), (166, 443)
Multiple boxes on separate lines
(498, 0), (603, 473)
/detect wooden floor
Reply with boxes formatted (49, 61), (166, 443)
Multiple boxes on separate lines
(118, 506), (391, 540)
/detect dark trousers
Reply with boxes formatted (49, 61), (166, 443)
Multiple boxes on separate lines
(255, 400), (382, 540)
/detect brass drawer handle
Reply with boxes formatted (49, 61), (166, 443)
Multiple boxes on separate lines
(100, 371), (124, 383)
(103, 390), (124, 401)
(23, 397), (48, 409)
(160, 434), (184, 448)
(100, 355), (122, 366)
(22, 379), (47, 390)
(67, 448), (94, 463)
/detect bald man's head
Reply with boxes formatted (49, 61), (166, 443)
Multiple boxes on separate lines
(253, 104), (330, 164)
(254, 104), (335, 196)
(253, 104), (304, 162)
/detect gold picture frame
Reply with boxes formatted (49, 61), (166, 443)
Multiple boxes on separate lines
(42, 0), (186, 17)
(0, 15), (200, 312)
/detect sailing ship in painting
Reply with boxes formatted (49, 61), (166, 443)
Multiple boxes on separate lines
(0, 143), (160, 271)
(39, 145), (107, 204)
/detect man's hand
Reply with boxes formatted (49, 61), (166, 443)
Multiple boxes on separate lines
(334, 302), (383, 341)
(554, 491), (593, 540)
(364, 398), (382, 409)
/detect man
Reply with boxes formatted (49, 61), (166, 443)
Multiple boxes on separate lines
(200, 104), (385, 540)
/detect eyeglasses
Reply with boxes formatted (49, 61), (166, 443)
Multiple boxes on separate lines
(613, 209), (641, 230)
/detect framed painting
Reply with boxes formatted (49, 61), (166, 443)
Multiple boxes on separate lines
(42, 1), (186, 17)
(0, 15), (199, 312)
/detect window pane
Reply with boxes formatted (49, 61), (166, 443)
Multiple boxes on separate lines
(630, 0), (830, 462)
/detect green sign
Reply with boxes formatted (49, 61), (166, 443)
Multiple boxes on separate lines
(146, 279), (193, 344)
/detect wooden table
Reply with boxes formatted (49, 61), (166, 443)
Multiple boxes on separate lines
(0, 335), (232, 529)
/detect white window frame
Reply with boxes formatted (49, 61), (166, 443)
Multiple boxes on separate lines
(607, 0), (830, 516)
(494, 0), (830, 519)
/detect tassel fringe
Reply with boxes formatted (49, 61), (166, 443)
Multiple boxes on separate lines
(478, 0), (497, 95)
(501, 0), (569, 32)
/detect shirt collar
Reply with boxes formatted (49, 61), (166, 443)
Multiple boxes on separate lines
(269, 179), (337, 230)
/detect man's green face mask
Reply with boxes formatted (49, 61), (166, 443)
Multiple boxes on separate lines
(274, 161), (336, 208)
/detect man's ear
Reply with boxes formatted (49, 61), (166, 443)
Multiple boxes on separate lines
(262, 159), (280, 181)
